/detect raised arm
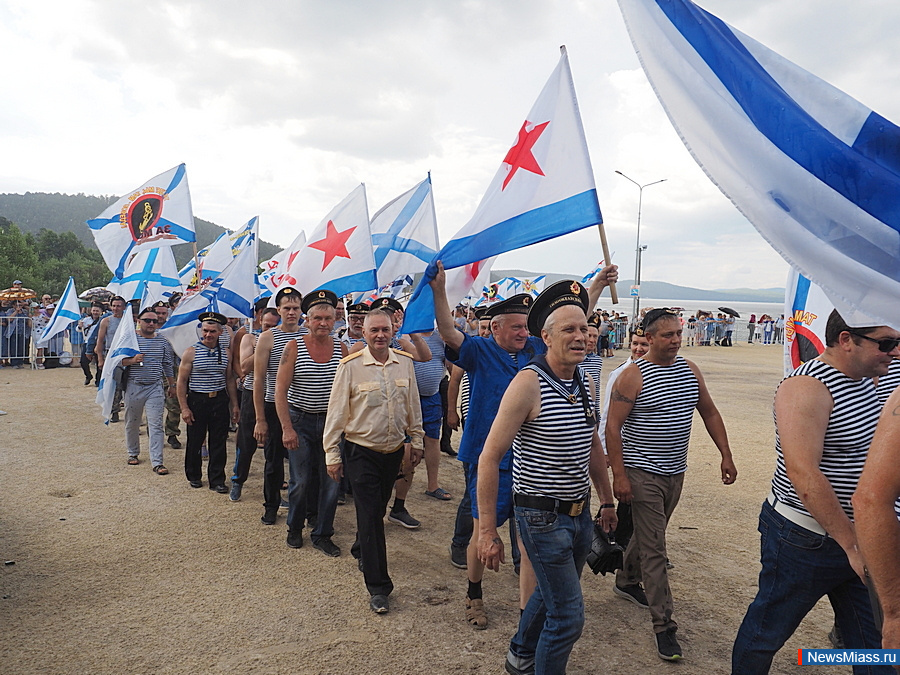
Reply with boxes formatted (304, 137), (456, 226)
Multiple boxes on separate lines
(428, 261), (464, 352)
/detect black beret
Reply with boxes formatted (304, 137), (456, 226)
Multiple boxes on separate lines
(526, 281), (589, 337)
(301, 289), (338, 314)
(489, 294), (532, 317)
(474, 307), (489, 320)
(370, 297), (403, 313)
(253, 297), (270, 312)
(346, 302), (370, 315)
(274, 287), (301, 306)
(587, 313), (602, 329)
(198, 311), (227, 326)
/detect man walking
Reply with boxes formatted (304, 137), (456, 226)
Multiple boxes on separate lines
(732, 310), (899, 673)
(120, 307), (176, 473)
(322, 309), (424, 614)
(95, 295), (127, 422)
(177, 312), (239, 492)
(606, 307), (737, 661)
(275, 290), (347, 556)
(478, 281), (617, 675)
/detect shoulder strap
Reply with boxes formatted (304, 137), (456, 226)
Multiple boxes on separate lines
(526, 354), (595, 426)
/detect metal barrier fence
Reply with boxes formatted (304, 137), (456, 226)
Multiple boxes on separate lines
(0, 316), (78, 369)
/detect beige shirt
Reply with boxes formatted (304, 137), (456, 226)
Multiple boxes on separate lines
(323, 346), (425, 465)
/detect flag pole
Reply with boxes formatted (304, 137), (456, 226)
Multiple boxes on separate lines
(596, 222), (618, 304)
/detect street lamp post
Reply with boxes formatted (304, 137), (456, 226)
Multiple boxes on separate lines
(615, 171), (666, 332)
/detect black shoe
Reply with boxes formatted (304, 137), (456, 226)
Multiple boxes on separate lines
(313, 537), (341, 558)
(261, 508), (277, 525)
(167, 435), (182, 449)
(110, 411), (120, 423)
(210, 484), (228, 494)
(286, 530), (304, 549)
(441, 445), (458, 457)
(614, 583), (649, 609)
(450, 544), (468, 570)
(656, 628), (683, 661)
(388, 509), (421, 529)
(189, 480), (203, 489)
(84, 376), (92, 386)
(369, 594), (389, 614)
(336, 493), (346, 506)
(828, 622), (845, 649)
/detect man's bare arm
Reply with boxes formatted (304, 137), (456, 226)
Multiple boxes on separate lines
(428, 261), (464, 352)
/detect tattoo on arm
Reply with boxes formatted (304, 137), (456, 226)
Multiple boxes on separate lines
(611, 388), (635, 404)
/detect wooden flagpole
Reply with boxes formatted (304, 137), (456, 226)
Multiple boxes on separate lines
(596, 221), (618, 304)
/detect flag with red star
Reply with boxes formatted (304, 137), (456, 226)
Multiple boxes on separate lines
(403, 46), (603, 333)
(285, 184), (377, 297)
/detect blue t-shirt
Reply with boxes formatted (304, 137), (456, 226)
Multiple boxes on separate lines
(450, 333), (546, 469)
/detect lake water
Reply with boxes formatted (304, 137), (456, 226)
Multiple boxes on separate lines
(593, 297), (785, 321)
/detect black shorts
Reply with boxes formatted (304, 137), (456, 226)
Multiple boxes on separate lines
(600, 335), (610, 349)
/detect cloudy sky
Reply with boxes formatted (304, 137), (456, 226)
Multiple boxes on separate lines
(2, 0), (898, 291)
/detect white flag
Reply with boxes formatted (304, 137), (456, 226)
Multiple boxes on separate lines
(95, 314), (140, 424)
(285, 184), (377, 296)
(106, 247), (183, 303)
(179, 216), (258, 288)
(37, 276), (80, 346)
(87, 164), (196, 278)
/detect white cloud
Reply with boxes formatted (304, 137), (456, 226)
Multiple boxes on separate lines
(0, 0), (896, 292)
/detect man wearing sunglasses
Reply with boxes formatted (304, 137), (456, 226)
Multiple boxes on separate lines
(119, 307), (176, 474)
(733, 310), (900, 673)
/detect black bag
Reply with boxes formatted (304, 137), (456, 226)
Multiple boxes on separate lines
(586, 523), (624, 576)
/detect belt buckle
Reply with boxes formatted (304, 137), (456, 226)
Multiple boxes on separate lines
(208, 391), (217, 398)
(568, 501), (584, 517)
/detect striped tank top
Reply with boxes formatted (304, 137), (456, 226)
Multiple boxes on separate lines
(771, 359), (881, 521)
(512, 365), (595, 501)
(287, 337), (342, 413)
(581, 353), (603, 416)
(460, 372), (471, 423)
(876, 358), (900, 406)
(190, 341), (228, 393)
(265, 326), (301, 403)
(622, 357), (699, 475)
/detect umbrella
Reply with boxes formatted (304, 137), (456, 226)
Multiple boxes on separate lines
(718, 306), (741, 318)
(79, 287), (114, 301)
(0, 287), (36, 301)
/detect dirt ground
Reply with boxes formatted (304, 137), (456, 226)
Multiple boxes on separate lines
(1, 343), (846, 674)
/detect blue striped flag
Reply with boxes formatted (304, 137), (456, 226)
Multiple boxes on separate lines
(617, 0), (900, 328)
(37, 276), (80, 346)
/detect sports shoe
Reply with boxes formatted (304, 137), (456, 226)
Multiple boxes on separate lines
(313, 537), (341, 558)
(614, 583), (649, 609)
(286, 530), (303, 549)
(450, 544), (468, 569)
(370, 594), (389, 614)
(656, 628), (683, 661)
(84, 376), (92, 386)
(110, 411), (120, 423)
(261, 508), (277, 525)
(388, 509), (421, 529)
(504, 652), (536, 675)
(229, 483), (242, 502)
(168, 435), (182, 449)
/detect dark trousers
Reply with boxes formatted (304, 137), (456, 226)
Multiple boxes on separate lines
(184, 391), (229, 486)
(451, 463), (521, 568)
(346, 441), (404, 597)
(80, 346), (98, 381)
(438, 375), (453, 453)
(232, 388), (258, 485)
(262, 401), (286, 510)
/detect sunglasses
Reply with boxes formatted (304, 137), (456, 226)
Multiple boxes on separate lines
(140, 318), (159, 324)
(848, 331), (900, 353)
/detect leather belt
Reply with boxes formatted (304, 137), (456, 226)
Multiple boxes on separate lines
(514, 493), (586, 517)
(190, 390), (224, 398)
(767, 491), (826, 536)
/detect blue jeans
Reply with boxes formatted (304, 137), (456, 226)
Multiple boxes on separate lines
(732, 500), (889, 675)
(509, 501), (592, 675)
(286, 409), (339, 542)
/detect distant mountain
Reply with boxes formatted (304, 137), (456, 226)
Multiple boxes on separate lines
(491, 269), (784, 303)
(0, 192), (282, 269)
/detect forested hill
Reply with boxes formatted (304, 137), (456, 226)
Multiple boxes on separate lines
(0, 192), (282, 269)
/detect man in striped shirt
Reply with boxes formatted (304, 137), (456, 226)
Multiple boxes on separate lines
(120, 307), (176, 474)
(606, 308), (737, 662)
(733, 311), (900, 673)
(478, 281), (617, 675)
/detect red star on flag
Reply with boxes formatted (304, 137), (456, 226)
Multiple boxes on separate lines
(309, 220), (356, 270)
(501, 119), (550, 190)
